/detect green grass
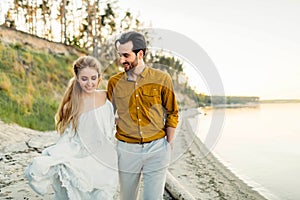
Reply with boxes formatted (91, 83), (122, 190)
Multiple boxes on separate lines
(0, 42), (77, 131)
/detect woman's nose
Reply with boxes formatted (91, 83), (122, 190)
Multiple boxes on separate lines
(87, 79), (92, 85)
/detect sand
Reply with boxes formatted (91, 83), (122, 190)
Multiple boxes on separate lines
(0, 109), (267, 200)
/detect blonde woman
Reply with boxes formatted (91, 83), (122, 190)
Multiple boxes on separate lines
(25, 56), (118, 199)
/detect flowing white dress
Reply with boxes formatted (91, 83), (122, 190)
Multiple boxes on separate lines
(25, 100), (118, 200)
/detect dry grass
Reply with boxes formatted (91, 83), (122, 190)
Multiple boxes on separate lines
(0, 72), (12, 93)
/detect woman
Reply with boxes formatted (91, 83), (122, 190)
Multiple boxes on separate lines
(25, 56), (118, 199)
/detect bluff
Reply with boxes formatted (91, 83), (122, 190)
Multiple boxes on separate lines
(0, 26), (85, 130)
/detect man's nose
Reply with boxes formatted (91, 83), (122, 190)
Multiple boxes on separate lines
(119, 55), (126, 63)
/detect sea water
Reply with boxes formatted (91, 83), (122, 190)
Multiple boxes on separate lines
(196, 103), (300, 200)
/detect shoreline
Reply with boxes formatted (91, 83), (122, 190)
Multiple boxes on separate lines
(166, 110), (267, 200)
(211, 152), (280, 200)
(1, 111), (268, 200)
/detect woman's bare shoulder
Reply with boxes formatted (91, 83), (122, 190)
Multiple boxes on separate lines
(95, 90), (107, 105)
(96, 90), (107, 98)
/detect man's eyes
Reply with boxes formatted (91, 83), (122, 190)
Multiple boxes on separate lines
(118, 53), (129, 58)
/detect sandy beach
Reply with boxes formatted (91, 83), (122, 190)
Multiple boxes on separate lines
(0, 109), (266, 200)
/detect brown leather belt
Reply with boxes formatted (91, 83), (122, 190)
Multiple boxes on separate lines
(118, 139), (153, 145)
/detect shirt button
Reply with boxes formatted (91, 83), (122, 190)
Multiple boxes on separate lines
(138, 119), (141, 122)
(137, 107), (140, 109)
(136, 94), (139, 97)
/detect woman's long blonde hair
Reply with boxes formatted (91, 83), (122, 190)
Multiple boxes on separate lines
(55, 56), (101, 134)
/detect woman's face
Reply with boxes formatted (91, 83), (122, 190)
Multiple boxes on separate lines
(77, 67), (99, 94)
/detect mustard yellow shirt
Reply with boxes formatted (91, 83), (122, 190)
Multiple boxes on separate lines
(107, 66), (179, 143)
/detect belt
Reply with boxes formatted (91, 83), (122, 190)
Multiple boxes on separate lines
(118, 139), (153, 145)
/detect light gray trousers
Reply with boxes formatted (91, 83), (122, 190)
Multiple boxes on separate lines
(117, 138), (171, 200)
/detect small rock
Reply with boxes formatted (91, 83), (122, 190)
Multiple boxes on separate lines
(5, 155), (12, 160)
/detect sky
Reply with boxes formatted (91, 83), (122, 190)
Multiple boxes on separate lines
(118, 0), (300, 100)
(1, 0), (299, 99)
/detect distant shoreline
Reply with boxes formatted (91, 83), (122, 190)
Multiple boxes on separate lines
(200, 99), (300, 109)
(260, 99), (300, 103)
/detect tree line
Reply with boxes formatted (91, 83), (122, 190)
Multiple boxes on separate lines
(3, 0), (141, 59)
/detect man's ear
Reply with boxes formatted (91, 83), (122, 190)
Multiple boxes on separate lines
(138, 50), (144, 59)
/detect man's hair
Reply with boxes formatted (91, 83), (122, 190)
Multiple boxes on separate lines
(115, 31), (146, 56)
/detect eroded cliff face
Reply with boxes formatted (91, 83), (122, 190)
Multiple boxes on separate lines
(0, 26), (85, 57)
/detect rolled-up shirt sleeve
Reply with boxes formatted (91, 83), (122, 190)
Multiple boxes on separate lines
(162, 74), (179, 128)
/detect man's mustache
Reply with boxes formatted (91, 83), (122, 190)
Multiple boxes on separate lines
(122, 62), (130, 66)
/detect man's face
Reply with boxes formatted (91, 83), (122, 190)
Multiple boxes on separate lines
(117, 41), (138, 72)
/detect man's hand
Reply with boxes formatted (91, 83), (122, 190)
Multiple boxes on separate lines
(166, 127), (176, 150)
(115, 113), (119, 125)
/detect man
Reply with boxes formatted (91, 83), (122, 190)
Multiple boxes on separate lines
(107, 31), (179, 200)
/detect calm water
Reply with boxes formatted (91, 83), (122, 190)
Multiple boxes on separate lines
(196, 103), (300, 200)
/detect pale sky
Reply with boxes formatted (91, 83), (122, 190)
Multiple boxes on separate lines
(118, 0), (300, 100)
(1, 0), (299, 99)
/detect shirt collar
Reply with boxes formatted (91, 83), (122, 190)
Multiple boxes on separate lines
(140, 66), (148, 78)
(122, 66), (149, 80)
(122, 71), (128, 80)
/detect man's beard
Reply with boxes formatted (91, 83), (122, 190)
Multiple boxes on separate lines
(123, 57), (138, 72)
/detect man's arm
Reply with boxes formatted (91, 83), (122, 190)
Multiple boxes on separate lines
(107, 78), (116, 113)
(162, 74), (179, 124)
(162, 74), (179, 150)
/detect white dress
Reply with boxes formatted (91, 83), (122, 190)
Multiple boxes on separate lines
(25, 100), (118, 200)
